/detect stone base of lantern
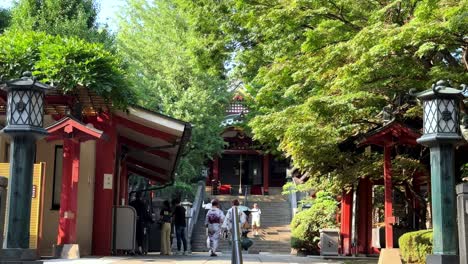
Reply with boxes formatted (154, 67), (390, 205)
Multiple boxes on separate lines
(377, 248), (402, 264)
(426, 254), (459, 264)
(0, 248), (42, 263)
(52, 244), (80, 259)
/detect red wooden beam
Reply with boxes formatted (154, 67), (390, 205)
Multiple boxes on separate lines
(46, 116), (103, 142)
(114, 115), (177, 143)
(57, 139), (80, 245)
(213, 158), (219, 181)
(119, 136), (170, 160)
(127, 165), (167, 183)
(91, 119), (116, 256)
(340, 190), (353, 255)
(384, 144), (394, 248)
(126, 157), (167, 175)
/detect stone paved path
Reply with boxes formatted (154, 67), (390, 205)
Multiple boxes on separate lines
(43, 252), (377, 264)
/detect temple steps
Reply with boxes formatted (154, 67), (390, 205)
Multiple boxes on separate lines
(191, 194), (292, 254)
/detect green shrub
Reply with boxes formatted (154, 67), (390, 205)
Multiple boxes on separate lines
(399, 229), (433, 264)
(290, 191), (338, 254)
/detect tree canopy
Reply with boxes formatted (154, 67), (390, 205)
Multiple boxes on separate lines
(9, 0), (113, 46)
(0, 31), (133, 108)
(117, 0), (232, 183)
(199, 0), (468, 192)
(0, 8), (11, 33)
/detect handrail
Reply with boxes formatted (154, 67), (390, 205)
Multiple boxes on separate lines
(289, 178), (298, 217)
(231, 206), (243, 264)
(187, 180), (205, 253)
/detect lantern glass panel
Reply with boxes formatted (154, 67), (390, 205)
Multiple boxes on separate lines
(10, 90), (30, 126)
(423, 99), (438, 134)
(30, 91), (44, 127)
(437, 99), (459, 134)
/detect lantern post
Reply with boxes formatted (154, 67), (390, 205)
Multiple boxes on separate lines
(413, 80), (467, 264)
(181, 198), (193, 254)
(0, 72), (49, 260)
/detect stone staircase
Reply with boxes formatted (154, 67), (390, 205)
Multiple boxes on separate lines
(191, 191), (292, 254)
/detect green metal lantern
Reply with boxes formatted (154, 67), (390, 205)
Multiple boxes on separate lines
(2, 71), (50, 136)
(0, 72), (50, 253)
(412, 80), (467, 264)
(414, 80), (466, 146)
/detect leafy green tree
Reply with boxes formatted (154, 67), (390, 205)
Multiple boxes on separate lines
(0, 8), (11, 33)
(207, 0), (468, 192)
(117, 0), (231, 183)
(0, 31), (133, 108)
(9, 0), (113, 46)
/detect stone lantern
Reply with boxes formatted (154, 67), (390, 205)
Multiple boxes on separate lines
(413, 80), (467, 264)
(0, 72), (50, 260)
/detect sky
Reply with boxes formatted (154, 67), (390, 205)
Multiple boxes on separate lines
(0, 0), (123, 29)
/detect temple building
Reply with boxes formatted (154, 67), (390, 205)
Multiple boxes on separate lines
(0, 85), (191, 256)
(208, 94), (288, 195)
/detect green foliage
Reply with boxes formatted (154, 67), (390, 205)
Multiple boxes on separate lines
(283, 152), (425, 196)
(290, 191), (338, 253)
(462, 163), (468, 179)
(9, 0), (113, 47)
(199, 0), (468, 193)
(0, 31), (133, 108)
(399, 229), (433, 264)
(0, 8), (11, 34)
(117, 0), (231, 183)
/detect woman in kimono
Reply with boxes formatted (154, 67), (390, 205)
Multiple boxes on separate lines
(204, 199), (225, 256)
(223, 199), (247, 235)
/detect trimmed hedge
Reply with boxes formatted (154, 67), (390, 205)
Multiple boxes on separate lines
(398, 229), (433, 264)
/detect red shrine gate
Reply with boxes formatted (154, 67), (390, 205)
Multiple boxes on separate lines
(340, 121), (428, 255)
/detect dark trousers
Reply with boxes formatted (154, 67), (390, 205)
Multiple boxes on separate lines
(136, 220), (144, 250)
(175, 225), (187, 251)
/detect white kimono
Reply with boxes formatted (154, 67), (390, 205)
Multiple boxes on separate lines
(205, 208), (225, 253)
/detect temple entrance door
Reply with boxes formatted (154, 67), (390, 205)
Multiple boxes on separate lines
(219, 154), (263, 192)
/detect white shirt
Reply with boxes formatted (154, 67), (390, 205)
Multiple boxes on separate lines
(250, 208), (261, 221)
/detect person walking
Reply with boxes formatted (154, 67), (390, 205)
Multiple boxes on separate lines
(159, 200), (172, 255)
(129, 192), (149, 254)
(222, 199), (247, 235)
(250, 203), (262, 236)
(172, 198), (188, 255)
(204, 199), (225, 257)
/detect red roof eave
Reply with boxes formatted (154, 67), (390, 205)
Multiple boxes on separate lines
(359, 121), (420, 147)
(45, 116), (103, 142)
(114, 115), (178, 143)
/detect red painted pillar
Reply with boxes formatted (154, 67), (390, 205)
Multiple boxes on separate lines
(340, 190), (353, 255)
(384, 145), (394, 248)
(213, 157), (219, 181)
(119, 159), (128, 206)
(57, 139), (80, 244)
(357, 178), (373, 254)
(91, 114), (117, 256)
(263, 155), (270, 195)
